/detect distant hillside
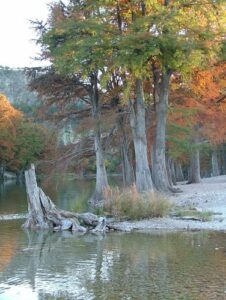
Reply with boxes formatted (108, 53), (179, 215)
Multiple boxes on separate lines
(0, 66), (38, 114)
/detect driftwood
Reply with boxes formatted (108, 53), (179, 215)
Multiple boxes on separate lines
(22, 165), (107, 233)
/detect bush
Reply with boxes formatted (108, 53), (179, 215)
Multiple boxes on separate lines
(103, 185), (172, 220)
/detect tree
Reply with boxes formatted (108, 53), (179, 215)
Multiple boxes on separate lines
(0, 94), (52, 180)
(31, 0), (112, 202)
(11, 120), (48, 175)
(32, 0), (225, 194)
(166, 61), (226, 183)
(0, 94), (22, 179)
(147, 0), (226, 191)
(80, 0), (225, 192)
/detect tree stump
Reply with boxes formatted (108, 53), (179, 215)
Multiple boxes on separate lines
(22, 164), (106, 233)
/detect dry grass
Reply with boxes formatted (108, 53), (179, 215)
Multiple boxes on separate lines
(102, 185), (172, 220)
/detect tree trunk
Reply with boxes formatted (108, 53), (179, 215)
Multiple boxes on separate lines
(166, 157), (177, 186)
(220, 144), (226, 175)
(92, 129), (109, 202)
(152, 70), (172, 192)
(89, 73), (109, 203)
(0, 164), (5, 182)
(16, 170), (24, 184)
(23, 164), (108, 232)
(175, 162), (184, 182)
(118, 113), (135, 186)
(211, 148), (220, 176)
(121, 142), (135, 187)
(166, 157), (174, 188)
(129, 79), (154, 192)
(187, 148), (201, 184)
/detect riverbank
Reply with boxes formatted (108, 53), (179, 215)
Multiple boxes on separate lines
(111, 175), (226, 232)
(1, 175), (226, 232)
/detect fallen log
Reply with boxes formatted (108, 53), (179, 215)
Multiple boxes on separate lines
(22, 165), (107, 233)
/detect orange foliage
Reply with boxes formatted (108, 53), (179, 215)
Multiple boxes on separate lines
(169, 62), (226, 146)
(0, 94), (22, 127)
(0, 94), (22, 163)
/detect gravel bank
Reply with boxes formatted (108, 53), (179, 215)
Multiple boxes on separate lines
(111, 175), (226, 232)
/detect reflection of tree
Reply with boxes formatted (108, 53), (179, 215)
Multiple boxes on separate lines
(43, 176), (122, 213)
(2, 231), (226, 299)
(0, 222), (18, 272)
(43, 178), (96, 213)
(84, 232), (226, 299)
(0, 181), (26, 214)
(1, 230), (108, 299)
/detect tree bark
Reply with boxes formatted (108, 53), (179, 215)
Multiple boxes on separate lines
(221, 144), (226, 175)
(175, 162), (184, 182)
(92, 130), (109, 201)
(166, 156), (177, 186)
(211, 148), (220, 176)
(129, 79), (154, 192)
(152, 70), (172, 192)
(89, 73), (109, 203)
(121, 142), (135, 187)
(187, 147), (201, 184)
(118, 113), (135, 186)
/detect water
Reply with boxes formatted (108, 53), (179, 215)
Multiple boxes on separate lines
(1, 180), (226, 299)
(0, 177), (96, 215)
(0, 176), (121, 215)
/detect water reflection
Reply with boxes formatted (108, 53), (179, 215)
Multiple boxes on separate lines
(2, 178), (226, 299)
(0, 181), (26, 215)
(0, 176), (122, 215)
(1, 226), (226, 299)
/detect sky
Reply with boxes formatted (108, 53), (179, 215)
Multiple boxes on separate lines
(0, 0), (54, 68)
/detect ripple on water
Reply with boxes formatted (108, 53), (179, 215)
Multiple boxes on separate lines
(0, 214), (27, 221)
(1, 224), (226, 299)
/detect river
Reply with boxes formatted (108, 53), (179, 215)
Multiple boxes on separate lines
(1, 179), (226, 299)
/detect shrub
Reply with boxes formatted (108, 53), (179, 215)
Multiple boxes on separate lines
(103, 185), (172, 220)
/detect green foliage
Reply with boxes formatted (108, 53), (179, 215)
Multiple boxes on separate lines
(105, 158), (120, 173)
(82, 157), (120, 174)
(0, 94), (50, 172)
(38, 0), (226, 103)
(11, 121), (47, 171)
(220, 41), (226, 60)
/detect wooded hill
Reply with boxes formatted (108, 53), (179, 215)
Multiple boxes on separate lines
(0, 66), (38, 115)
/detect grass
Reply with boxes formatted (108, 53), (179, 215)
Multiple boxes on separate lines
(172, 207), (214, 222)
(102, 185), (172, 220)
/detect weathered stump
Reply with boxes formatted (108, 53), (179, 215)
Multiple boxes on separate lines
(22, 164), (107, 233)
